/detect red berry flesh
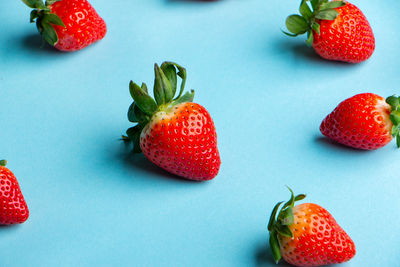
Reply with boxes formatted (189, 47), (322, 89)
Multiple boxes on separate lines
(320, 93), (392, 150)
(313, 2), (375, 63)
(0, 166), (29, 225)
(140, 102), (221, 181)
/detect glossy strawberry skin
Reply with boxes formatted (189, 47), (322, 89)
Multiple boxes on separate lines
(0, 166), (29, 225)
(279, 203), (356, 267)
(49, 0), (106, 51)
(320, 93), (392, 150)
(313, 2), (375, 63)
(140, 102), (220, 181)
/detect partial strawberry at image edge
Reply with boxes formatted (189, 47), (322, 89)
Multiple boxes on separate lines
(268, 188), (356, 266)
(0, 160), (29, 225)
(123, 62), (221, 181)
(22, 0), (106, 52)
(320, 93), (400, 150)
(284, 0), (375, 63)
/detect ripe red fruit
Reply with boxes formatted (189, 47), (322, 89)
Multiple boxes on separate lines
(123, 62), (221, 181)
(0, 160), (29, 225)
(22, 0), (106, 51)
(268, 188), (356, 266)
(320, 93), (400, 150)
(284, 0), (374, 63)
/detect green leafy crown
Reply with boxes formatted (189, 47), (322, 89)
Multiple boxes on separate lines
(268, 187), (306, 264)
(21, 0), (65, 46)
(123, 61), (195, 153)
(386, 95), (400, 148)
(284, 0), (346, 46)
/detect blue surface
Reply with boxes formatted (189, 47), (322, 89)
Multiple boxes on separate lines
(1, 0), (399, 266)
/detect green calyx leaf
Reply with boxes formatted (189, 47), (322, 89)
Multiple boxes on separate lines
(154, 64), (175, 105)
(125, 125), (144, 153)
(172, 90), (195, 106)
(129, 81), (158, 116)
(22, 0), (49, 10)
(127, 102), (149, 123)
(310, 0), (319, 9)
(269, 230), (282, 264)
(30, 10), (39, 22)
(267, 187), (306, 263)
(295, 194), (306, 201)
(268, 202), (283, 231)
(312, 22), (320, 34)
(124, 62), (194, 154)
(42, 13), (65, 27)
(283, 0), (347, 44)
(315, 8), (339, 20)
(161, 62), (187, 100)
(0, 160), (7, 167)
(45, 0), (60, 5)
(275, 224), (293, 238)
(40, 21), (58, 46)
(386, 95), (400, 148)
(299, 0), (313, 20)
(286, 15), (309, 35)
(22, 0), (65, 46)
(161, 63), (177, 96)
(306, 30), (314, 47)
(278, 206), (294, 225)
(319, 1), (346, 10)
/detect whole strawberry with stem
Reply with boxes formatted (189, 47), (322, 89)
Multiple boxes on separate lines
(268, 188), (356, 266)
(123, 62), (221, 181)
(284, 0), (374, 63)
(320, 93), (400, 150)
(0, 160), (29, 225)
(22, 0), (106, 51)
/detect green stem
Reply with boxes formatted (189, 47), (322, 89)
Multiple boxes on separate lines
(0, 160), (8, 167)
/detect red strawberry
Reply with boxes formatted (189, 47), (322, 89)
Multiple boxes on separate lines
(268, 188), (356, 266)
(320, 93), (400, 150)
(284, 0), (374, 63)
(0, 160), (29, 225)
(123, 62), (221, 181)
(22, 0), (106, 51)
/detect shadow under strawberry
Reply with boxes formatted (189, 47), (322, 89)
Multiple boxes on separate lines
(20, 33), (62, 54)
(315, 136), (371, 152)
(276, 39), (360, 66)
(117, 142), (203, 183)
(0, 224), (24, 231)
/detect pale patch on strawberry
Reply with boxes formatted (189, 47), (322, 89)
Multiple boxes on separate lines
(374, 99), (392, 130)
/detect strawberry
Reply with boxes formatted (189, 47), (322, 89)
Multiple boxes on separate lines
(284, 0), (375, 63)
(320, 93), (400, 150)
(268, 188), (356, 266)
(22, 0), (106, 52)
(123, 62), (221, 181)
(0, 160), (29, 225)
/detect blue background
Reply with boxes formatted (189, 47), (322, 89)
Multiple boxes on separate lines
(1, 0), (399, 266)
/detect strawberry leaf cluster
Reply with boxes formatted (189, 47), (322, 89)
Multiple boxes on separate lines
(386, 95), (400, 147)
(22, 0), (65, 46)
(268, 188), (306, 263)
(124, 62), (195, 153)
(284, 0), (346, 45)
